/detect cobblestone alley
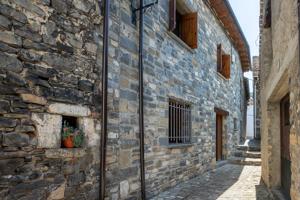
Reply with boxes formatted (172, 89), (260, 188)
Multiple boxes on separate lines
(152, 164), (273, 200)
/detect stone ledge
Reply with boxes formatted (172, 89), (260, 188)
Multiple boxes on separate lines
(159, 137), (196, 149)
(167, 31), (196, 54)
(45, 148), (87, 158)
(217, 72), (230, 81)
(166, 143), (194, 149)
(48, 103), (91, 117)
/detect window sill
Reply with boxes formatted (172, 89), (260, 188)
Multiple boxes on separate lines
(166, 143), (194, 149)
(217, 72), (230, 81)
(159, 137), (196, 148)
(167, 31), (196, 54)
(45, 148), (87, 159)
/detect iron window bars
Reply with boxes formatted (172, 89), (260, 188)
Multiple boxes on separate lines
(169, 99), (192, 144)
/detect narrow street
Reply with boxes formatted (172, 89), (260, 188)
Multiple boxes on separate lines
(152, 164), (272, 200)
(1, 0), (299, 199)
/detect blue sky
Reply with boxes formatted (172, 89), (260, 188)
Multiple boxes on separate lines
(228, 0), (260, 57)
(228, 0), (260, 90)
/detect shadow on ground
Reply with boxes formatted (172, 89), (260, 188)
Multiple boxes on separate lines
(151, 164), (273, 200)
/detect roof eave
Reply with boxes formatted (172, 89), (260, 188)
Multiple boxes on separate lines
(207, 0), (251, 72)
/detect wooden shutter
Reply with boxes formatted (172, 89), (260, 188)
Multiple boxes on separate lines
(217, 44), (222, 73)
(222, 54), (231, 79)
(169, 0), (176, 31)
(181, 12), (198, 49)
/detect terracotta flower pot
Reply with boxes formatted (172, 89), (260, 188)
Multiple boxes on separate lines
(63, 136), (74, 148)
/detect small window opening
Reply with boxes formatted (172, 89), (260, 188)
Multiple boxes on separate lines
(61, 116), (79, 148)
(234, 118), (238, 131)
(173, 11), (183, 38)
(264, 0), (271, 28)
(62, 116), (78, 129)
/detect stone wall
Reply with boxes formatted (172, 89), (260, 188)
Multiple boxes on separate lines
(0, 0), (102, 199)
(253, 56), (261, 139)
(0, 0), (248, 199)
(259, 0), (300, 199)
(112, 0), (247, 198)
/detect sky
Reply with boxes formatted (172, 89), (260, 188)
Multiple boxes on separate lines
(228, 0), (260, 92)
(228, 0), (260, 57)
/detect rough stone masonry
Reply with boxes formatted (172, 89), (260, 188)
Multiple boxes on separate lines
(0, 0), (249, 199)
(259, 0), (300, 199)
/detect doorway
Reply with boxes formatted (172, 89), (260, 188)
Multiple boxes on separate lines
(216, 114), (223, 161)
(280, 94), (291, 200)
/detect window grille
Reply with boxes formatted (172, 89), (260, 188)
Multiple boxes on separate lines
(169, 100), (191, 144)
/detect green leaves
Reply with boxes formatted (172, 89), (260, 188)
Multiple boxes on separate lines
(61, 121), (84, 147)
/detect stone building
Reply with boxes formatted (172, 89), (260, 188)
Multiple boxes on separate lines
(0, 0), (250, 199)
(253, 56), (261, 139)
(259, 0), (300, 199)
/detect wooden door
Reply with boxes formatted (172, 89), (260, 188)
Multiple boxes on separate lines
(216, 114), (223, 161)
(280, 94), (291, 200)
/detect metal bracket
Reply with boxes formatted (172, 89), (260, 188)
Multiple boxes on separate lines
(131, 0), (158, 25)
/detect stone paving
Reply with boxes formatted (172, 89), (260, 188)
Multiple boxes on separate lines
(151, 164), (273, 200)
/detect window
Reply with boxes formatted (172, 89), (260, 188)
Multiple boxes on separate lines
(169, 0), (198, 49)
(62, 116), (78, 128)
(61, 116), (78, 148)
(264, 0), (271, 28)
(169, 99), (191, 144)
(217, 44), (231, 79)
(234, 118), (238, 131)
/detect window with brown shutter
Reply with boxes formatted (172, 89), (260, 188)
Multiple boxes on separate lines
(264, 0), (271, 28)
(217, 44), (231, 79)
(222, 54), (231, 79)
(169, 0), (198, 49)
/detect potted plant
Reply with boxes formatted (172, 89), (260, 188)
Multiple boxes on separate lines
(62, 122), (84, 148)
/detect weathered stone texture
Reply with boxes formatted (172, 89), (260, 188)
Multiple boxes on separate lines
(32, 113), (62, 148)
(0, 0), (101, 199)
(260, 0), (300, 199)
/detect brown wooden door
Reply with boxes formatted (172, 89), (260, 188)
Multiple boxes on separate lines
(280, 94), (291, 200)
(216, 114), (223, 161)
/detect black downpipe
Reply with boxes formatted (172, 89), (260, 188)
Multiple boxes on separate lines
(138, 0), (146, 199)
(99, 0), (110, 199)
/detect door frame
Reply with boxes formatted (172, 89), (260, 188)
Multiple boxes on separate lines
(214, 107), (229, 161)
(216, 114), (223, 161)
(280, 94), (291, 200)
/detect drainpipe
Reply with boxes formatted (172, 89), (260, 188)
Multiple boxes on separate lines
(138, 0), (146, 199)
(99, 0), (110, 199)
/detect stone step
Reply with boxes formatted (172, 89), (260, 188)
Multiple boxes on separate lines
(236, 145), (261, 152)
(234, 151), (261, 158)
(229, 157), (261, 166)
